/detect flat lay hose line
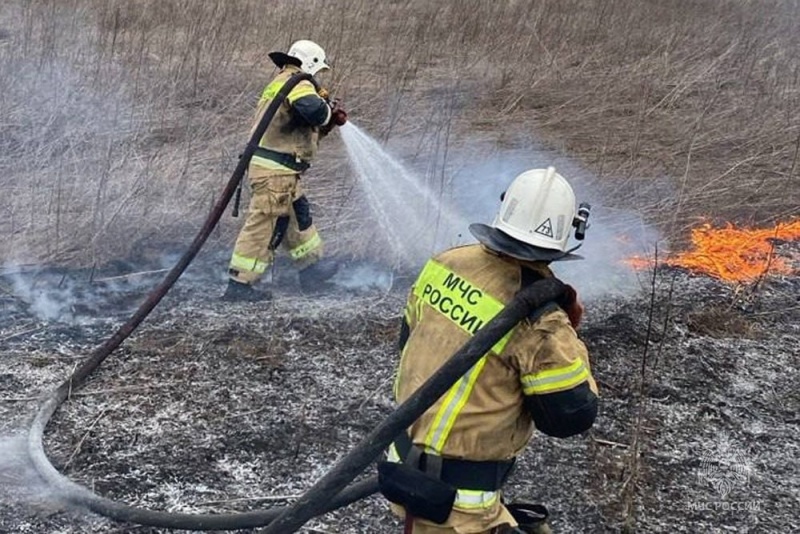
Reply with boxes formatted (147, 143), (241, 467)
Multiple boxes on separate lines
(26, 66), (564, 531)
(24, 73), (385, 531)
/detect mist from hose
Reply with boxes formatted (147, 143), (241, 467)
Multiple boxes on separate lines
(339, 123), (659, 300)
(339, 123), (469, 270)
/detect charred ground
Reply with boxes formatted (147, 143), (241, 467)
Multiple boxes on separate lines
(1, 244), (798, 534)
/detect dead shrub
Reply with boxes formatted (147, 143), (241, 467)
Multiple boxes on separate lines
(686, 307), (761, 339)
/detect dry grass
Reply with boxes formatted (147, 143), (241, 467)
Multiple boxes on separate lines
(0, 0), (798, 266)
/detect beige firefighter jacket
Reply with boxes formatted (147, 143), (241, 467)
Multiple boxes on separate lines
(249, 65), (326, 176)
(394, 244), (597, 462)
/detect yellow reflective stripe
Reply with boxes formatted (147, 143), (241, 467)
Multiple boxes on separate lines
(424, 357), (488, 453)
(287, 84), (318, 103)
(289, 233), (322, 260)
(454, 489), (499, 509)
(250, 154), (295, 172)
(260, 79), (285, 102)
(522, 359), (589, 395)
(412, 260), (514, 355)
(230, 252), (269, 274)
(413, 260), (514, 453)
(387, 443), (401, 463)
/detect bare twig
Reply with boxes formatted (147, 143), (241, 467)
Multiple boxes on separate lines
(621, 243), (661, 531)
(357, 375), (393, 413)
(90, 269), (170, 284)
(592, 437), (630, 449)
(64, 408), (110, 470)
(0, 326), (43, 342)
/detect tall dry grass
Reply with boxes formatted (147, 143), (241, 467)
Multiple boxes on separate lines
(0, 0), (798, 266)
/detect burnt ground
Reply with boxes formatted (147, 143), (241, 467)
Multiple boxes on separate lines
(0, 244), (798, 534)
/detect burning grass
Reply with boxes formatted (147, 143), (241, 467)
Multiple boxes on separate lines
(626, 219), (800, 283)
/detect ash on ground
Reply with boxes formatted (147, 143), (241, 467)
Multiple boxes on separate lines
(0, 246), (798, 533)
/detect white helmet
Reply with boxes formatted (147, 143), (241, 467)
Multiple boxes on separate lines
(287, 39), (330, 75)
(469, 167), (585, 261)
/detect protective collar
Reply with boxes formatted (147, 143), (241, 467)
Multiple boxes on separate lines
(469, 223), (583, 262)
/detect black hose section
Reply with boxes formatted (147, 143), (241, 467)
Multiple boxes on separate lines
(47, 72), (310, 403)
(24, 73), (400, 531)
(260, 281), (564, 534)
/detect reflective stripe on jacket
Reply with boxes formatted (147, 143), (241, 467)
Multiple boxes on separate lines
(394, 244), (596, 468)
(250, 65), (328, 172)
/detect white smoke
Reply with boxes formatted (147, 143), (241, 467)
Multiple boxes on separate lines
(1, 258), (156, 325)
(6, 269), (81, 323)
(0, 434), (58, 507)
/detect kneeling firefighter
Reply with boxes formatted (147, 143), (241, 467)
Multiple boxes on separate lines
(380, 168), (598, 533)
(224, 39), (348, 302)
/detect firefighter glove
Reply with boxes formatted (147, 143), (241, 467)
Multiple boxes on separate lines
(330, 100), (348, 126)
(559, 284), (584, 329)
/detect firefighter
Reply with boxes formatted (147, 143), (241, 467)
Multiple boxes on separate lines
(224, 39), (347, 302)
(381, 168), (598, 533)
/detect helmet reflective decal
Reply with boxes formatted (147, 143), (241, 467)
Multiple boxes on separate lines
(502, 199), (519, 222)
(534, 218), (554, 237)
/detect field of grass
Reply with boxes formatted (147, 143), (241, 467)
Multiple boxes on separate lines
(1, 0), (798, 265)
(1, 3), (799, 533)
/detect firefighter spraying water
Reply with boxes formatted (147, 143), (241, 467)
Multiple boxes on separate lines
(224, 40), (348, 302)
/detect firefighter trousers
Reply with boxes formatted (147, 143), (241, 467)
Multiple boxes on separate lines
(391, 503), (519, 534)
(228, 171), (323, 284)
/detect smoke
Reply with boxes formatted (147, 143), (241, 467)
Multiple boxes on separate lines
(0, 434), (59, 508)
(341, 125), (660, 300)
(1, 256), (173, 325)
(6, 270), (82, 324)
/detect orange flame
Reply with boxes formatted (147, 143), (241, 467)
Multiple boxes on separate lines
(625, 220), (800, 283)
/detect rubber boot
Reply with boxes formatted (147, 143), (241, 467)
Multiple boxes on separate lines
(221, 279), (272, 302)
(298, 258), (339, 293)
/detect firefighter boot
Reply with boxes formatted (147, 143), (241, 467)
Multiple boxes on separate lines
(298, 258), (339, 293)
(506, 503), (551, 534)
(221, 279), (272, 302)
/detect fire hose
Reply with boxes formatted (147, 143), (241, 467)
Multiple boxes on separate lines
(25, 71), (566, 531)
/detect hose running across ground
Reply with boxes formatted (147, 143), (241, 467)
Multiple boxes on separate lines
(25, 70), (563, 531)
